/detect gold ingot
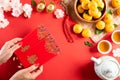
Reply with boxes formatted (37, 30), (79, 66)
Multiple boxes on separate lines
(46, 2), (55, 13)
(36, 0), (46, 12)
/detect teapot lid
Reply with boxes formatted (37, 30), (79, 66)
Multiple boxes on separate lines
(100, 60), (120, 79)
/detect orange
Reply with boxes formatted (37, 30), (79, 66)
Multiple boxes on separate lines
(88, 1), (97, 10)
(96, 21), (105, 30)
(105, 23), (115, 32)
(111, 0), (120, 8)
(81, 1), (90, 10)
(83, 13), (92, 21)
(97, 1), (104, 9)
(89, 9), (98, 16)
(103, 14), (112, 23)
(116, 7), (120, 15)
(93, 11), (102, 19)
(73, 24), (83, 34)
(79, 0), (90, 3)
(82, 28), (92, 38)
(77, 5), (84, 13)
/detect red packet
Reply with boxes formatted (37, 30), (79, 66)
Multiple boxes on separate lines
(15, 26), (60, 68)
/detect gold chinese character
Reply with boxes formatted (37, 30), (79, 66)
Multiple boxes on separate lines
(27, 55), (38, 64)
(21, 45), (30, 52)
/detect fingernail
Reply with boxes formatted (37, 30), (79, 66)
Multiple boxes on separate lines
(35, 63), (40, 67)
(18, 42), (22, 46)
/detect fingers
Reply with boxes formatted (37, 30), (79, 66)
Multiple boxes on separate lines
(31, 65), (43, 79)
(25, 64), (39, 72)
(9, 43), (21, 54)
(3, 38), (22, 50)
(9, 38), (22, 47)
(19, 65), (43, 80)
(9, 38), (22, 44)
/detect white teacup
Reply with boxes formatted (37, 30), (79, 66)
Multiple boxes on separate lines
(111, 30), (120, 44)
(97, 40), (112, 54)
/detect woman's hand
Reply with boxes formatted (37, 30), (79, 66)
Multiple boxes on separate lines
(0, 38), (22, 65)
(10, 64), (43, 80)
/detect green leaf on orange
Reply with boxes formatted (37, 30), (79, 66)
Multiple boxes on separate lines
(97, 7), (103, 12)
(107, 9), (113, 15)
(95, 28), (104, 35)
(113, 24), (118, 28)
(31, 0), (37, 6)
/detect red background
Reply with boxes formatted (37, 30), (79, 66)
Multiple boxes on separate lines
(0, 0), (120, 80)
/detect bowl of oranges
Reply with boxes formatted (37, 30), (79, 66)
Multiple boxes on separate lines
(74, 0), (107, 22)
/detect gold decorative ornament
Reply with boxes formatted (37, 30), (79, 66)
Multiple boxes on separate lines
(46, 2), (55, 13)
(36, 0), (46, 12)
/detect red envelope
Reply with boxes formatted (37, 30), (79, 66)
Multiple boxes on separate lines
(15, 26), (60, 68)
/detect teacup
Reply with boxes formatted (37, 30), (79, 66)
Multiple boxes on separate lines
(111, 30), (120, 44)
(97, 40), (112, 54)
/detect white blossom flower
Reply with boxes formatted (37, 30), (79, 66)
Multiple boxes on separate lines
(0, 13), (4, 19)
(3, 2), (11, 12)
(10, 0), (22, 9)
(0, 7), (4, 15)
(0, 0), (4, 8)
(113, 48), (120, 57)
(54, 9), (64, 19)
(11, 7), (23, 17)
(10, 0), (23, 17)
(11, 0), (20, 3)
(0, 0), (11, 12)
(0, 18), (9, 29)
(0, 0), (33, 29)
(23, 4), (32, 18)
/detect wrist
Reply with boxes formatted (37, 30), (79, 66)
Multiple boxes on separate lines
(9, 73), (24, 80)
(0, 50), (1, 55)
(9, 77), (16, 80)
(9, 76), (19, 80)
(0, 56), (3, 65)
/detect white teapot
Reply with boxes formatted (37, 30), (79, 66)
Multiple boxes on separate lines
(91, 56), (120, 80)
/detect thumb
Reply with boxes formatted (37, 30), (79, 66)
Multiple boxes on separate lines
(25, 64), (39, 72)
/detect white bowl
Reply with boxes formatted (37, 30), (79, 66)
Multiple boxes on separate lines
(111, 30), (120, 44)
(97, 40), (112, 54)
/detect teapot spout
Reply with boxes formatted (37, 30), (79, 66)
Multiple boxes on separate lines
(91, 57), (101, 65)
